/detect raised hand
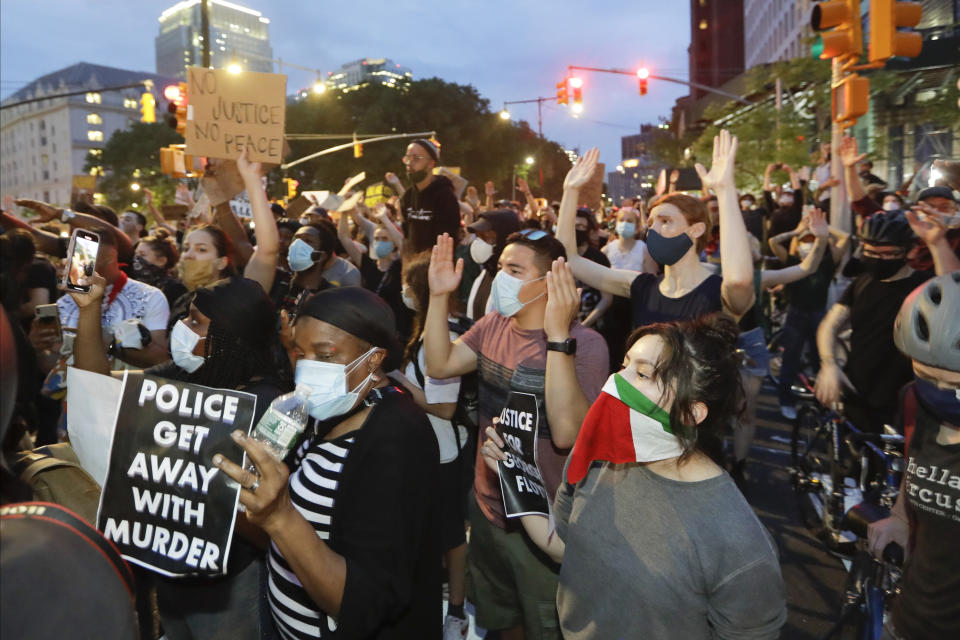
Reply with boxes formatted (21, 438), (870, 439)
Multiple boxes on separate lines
(428, 233), (463, 295)
(15, 198), (61, 222)
(236, 145), (261, 183)
(544, 258), (581, 341)
(695, 129), (738, 191)
(485, 181), (496, 197)
(808, 208), (829, 238)
(517, 177), (530, 194)
(66, 272), (107, 309)
(466, 185), (480, 204)
(906, 204), (947, 248)
(838, 135), (866, 169)
(564, 147), (599, 191)
(143, 188), (154, 206)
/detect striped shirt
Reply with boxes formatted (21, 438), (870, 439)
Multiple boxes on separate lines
(267, 432), (356, 639)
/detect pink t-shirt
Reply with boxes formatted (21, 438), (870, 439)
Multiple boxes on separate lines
(460, 311), (608, 528)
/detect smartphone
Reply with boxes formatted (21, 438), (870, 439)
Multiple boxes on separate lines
(62, 228), (100, 292)
(34, 303), (61, 335)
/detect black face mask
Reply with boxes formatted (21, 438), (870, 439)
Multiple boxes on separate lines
(132, 255), (168, 287)
(860, 256), (906, 280)
(407, 168), (428, 184)
(646, 228), (694, 266)
(575, 230), (589, 246)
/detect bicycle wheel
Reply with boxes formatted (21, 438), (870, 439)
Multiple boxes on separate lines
(793, 410), (834, 530)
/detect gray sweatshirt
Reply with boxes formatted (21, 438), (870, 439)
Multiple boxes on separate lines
(554, 461), (786, 640)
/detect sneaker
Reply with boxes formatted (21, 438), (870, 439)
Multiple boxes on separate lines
(780, 405), (797, 421)
(443, 614), (469, 640)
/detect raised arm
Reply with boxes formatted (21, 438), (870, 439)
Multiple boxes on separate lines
(516, 177), (539, 218)
(768, 216), (807, 264)
(14, 199), (133, 261)
(907, 206), (960, 275)
(760, 209), (830, 288)
(424, 234), (478, 379)
(814, 303), (854, 407)
(212, 201), (254, 269)
(143, 188), (176, 234)
(762, 163), (775, 193)
(1, 209), (63, 256)
(838, 135), (868, 205)
(238, 149), (278, 293)
(374, 204), (404, 253)
(66, 273), (112, 376)
(557, 149), (636, 298)
(695, 130), (754, 317)
(337, 208), (364, 266)
(384, 172), (405, 200)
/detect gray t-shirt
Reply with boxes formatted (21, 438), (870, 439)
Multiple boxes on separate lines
(322, 256), (362, 288)
(554, 461), (786, 640)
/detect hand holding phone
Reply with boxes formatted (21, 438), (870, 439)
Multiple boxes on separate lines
(62, 228), (100, 293)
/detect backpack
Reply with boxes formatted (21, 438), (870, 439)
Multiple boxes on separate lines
(14, 443), (101, 526)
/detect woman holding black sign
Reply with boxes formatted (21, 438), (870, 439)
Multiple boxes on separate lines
(68, 273), (289, 640)
(214, 286), (442, 640)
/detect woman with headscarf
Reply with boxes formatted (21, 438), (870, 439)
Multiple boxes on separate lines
(214, 287), (443, 639)
(67, 273), (289, 640)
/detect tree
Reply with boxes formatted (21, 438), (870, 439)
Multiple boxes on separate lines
(276, 78), (572, 202)
(85, 122), (184, 212)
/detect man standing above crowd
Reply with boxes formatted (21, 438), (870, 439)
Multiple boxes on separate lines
(424, 230), (608, 639)
(401, 139), (461, 254)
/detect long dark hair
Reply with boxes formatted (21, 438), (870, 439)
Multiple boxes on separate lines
(624, 313), (743, 464)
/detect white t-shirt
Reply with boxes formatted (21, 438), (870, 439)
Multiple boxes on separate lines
(603, 239), (649, 272)
(404, 331), (464, 463)
(58, 276), (170, 333)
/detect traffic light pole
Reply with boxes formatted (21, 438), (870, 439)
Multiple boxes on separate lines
(281, 131), (436, 171)
(0, 82), (155, 110)
(567, 66), (754, 105)
(829, 58), (850, 233)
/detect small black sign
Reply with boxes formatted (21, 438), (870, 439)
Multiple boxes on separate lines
(496, 391), (549, 518)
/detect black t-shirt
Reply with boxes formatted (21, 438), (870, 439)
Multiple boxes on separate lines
(578, 247), (610, 323)
(784, 249), (834, 311)
(763, 189), (804, 238)
(629, 273), (723, 329)
(24, 258), (58, 304)
(741, 208), (766, 243)
(360, 254), (411, 340)
(840, 270), (931, 412)
(893, 394), (960, 640)
(401, 175), (460, 254)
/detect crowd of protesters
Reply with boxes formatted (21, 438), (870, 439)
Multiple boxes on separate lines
(1, 129), (959, 640)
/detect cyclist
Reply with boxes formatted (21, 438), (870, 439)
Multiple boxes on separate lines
(867, 272), (960, 640)
(814, 210), (930, 433)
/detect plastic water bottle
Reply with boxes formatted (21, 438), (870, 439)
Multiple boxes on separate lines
(251, 385), (311, 461)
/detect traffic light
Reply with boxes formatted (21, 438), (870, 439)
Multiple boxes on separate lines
(353, 143), (363, 158)
(570, 77), (583, 112)
(869, 0), (923, 63)
(556, 80), (568, 105)
(810, 0), (862, 60)
(163, 83), (187, 135)
(833, 74), (870, 125)
(140, 92), (156, 123)
(285, 178), (299, 200)
(637, 68), (650, 96)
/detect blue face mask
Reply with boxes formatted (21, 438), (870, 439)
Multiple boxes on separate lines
(616, 221), (636, 238)
(288, 238), (319, 272)
(374, 240), (395, 258)
(914, 377), (960, 425)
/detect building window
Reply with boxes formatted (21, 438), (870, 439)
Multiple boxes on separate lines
(124, 98), (138, 109)
(87, 130), (103, 142)
(87, 113), (103, 125)
(89, 149), (102, 159)
(699, 19), (708, 30)
(43, 170), (50, 180)
(86, 92), (102, 104)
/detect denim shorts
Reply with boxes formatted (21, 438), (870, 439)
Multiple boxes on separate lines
(738, 327), (770, 377)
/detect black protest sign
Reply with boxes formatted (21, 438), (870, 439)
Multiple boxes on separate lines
(496, 391), (550, 517)
(97, 371), (256, 577)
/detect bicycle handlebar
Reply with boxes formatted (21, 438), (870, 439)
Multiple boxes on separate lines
(847, 432), (905, 445)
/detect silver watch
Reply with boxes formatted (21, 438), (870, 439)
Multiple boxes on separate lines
(60, 208), (76, 223)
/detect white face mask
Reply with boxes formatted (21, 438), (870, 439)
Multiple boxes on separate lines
(489, 270), (545, 318)
(170, 320), (206, 373)
(401, 287), (417, 311)
(470, 237), (494, 264)
(294, 347), (377, 421)
(882, 201), (900, 211)
(797, 241), (815, 259)
(779, 196), (794, 207)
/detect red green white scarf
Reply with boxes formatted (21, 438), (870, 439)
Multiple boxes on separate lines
(566, 373), (683, 484)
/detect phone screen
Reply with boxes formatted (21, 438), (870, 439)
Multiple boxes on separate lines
(65, 230), (100, 291)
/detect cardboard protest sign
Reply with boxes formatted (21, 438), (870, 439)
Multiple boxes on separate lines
(230, 192), (252, 218)
(496, 392), (550, 517)
(71, 175), (97, 206)
(339, 171), (366, 196)
(160, 204), (190, 220)
(284, 195), (313, 219)
(97, 371), (256, 577)
(577, 162), (605, 211)
(200, 158), (245, 207)
(302, 190), (363, 213)
(185, 66), (287, 163)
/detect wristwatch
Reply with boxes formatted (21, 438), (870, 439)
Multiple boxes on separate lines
(60, 208), (76, 223)
(546, 338), (577, 355)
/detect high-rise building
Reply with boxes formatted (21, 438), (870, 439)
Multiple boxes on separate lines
(743, 0), (815, 68)
(326, 58), (413, 93)
(689, 0), (745, 99)
(1, 63), (176, 206)
(156, 0), (273, 80)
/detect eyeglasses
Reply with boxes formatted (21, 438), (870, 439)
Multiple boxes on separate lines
(402, 154), (427, 163)
(518, 229), (548, 240)
(861, 247), (906, 259)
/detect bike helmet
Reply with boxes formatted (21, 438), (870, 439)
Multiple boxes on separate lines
(857, 210), (915, 247)
(893, 271), (960, 372)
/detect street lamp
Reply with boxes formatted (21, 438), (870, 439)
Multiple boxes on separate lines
(130, 182), (141, 192)
(525, 156), (535, 165)
(313, 81), (326, 95)
(571, 103), (583, 115)
(227, 61), (242, 74)
(499, 109), (511, 120)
